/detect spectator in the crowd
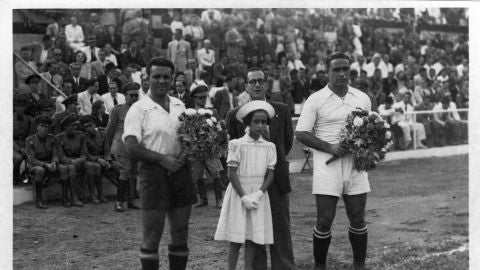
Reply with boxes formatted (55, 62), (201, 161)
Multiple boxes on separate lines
(98, 62), (122, 95)
(41, 48), (69, 79)
(78, 79), (101, 115)
(290, 68), (310, 115)
(172, 79), (192, 107)
(170, 10), (185, 34)
(73, 51), (93, 80)
(55, 81), (74, 115)
(81, 35), (101, 63)
(64, 62), (88, 94)
(213, 78), (232, 120)
(225, 19), (246, 59)
(392, 91), (427, 149)
(38, 61), (61, 98)
(431, 95), (468, 145)
(266, 67), (288, 104)
(356, 79), (378, 112)
(52, 95), (79, 134)
(91, 100), (109, 128)
(365, 53), (388, 78)
(15, 47), (38, 89)
(45, 14), (61, 39)
(25, 115), (59, 208)
(23, 35), (55, 67)
(83, 12), (103, 38)
(456, 58), (468, 78)
(23, 75), (47, 117)
(103, 25), (122, 55)
(139, 74), (149, 99)
(121, 39), (144, 68)
(286, 51), (305, 72)
(213, 55), (230, 86)
(261, 53), (276, 76)
(167, 29), (192, 72)
(244, 22), (261, 59)
(122, 9), (149, 47)
(65, 15), (85, 52)
(378, 96), (395, 124)
(369, 68), (385, 105)
(101, 79), (125, 114)
(414, 95), (434, 147)
(140, 37), (161, 67)
(90, 48), (108, 78)
(13, 95), (34, 184)
(196, 39), (215, 78)
(104, 43), (119, 67)
(184, 14), (204, 51)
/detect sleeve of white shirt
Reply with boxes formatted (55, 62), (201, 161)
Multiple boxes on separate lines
(295, 96), (316, 132)
(450, 102), (461, 120)
(122, 104), (143, 144)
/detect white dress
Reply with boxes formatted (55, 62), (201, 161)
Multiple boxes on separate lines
(214, 134), (277, 245)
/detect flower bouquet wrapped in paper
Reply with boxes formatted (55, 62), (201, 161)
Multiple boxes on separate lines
(176, 108), (228, 164)
(325, 108), (392, 171)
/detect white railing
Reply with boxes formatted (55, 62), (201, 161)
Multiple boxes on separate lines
(292, 108), (469, 150)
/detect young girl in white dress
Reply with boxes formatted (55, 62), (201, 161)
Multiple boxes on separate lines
(214, 100), (277, 270)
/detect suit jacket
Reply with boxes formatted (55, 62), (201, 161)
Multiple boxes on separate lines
(172, 92), (193, 108)
(267, 77), (291, 99)
(64, 76), (88, 94)
(90, 60), (107, 78)
(225, 101), (294, 193)
(105, 103), (131, 157)
(120, 49), (144, 68)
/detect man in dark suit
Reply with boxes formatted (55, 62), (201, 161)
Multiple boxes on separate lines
(98, 62), (122, 96)
(225, 67), (295, 270)
(172, 79), (193, 108)
(213, 77), (232, 120)
(64, 63), (88, 94)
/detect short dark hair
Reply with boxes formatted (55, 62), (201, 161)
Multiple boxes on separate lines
(246, 67), (265, 80)
(146, 57), (175, 76)
(92, 100), (104, 114)
(108, 78), (121, 88)
(86, 79), (98, 88)
(242, 109), (271, 126)
(326, 52), (351, 71)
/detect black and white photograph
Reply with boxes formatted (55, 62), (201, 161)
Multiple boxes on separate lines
(4, 1), (478, 269)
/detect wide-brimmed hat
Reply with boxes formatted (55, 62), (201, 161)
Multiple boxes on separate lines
(236, 100), (275, 123)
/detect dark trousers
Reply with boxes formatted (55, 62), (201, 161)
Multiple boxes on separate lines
(252, 182), (295, 270)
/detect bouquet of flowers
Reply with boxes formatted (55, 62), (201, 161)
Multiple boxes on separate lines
(176, 108), (228, 163)
(325, 108), (392, 171)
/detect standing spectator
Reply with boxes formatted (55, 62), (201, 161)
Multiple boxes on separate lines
(104, 25), (122, 53)
(38, 61), (61, 98)
(123, 58), (197, 269)
(167, 29), (192, 72)
(78, 79), (101, 115)
(101, 79), (125, 114)
(65, 15), (85, 52)
(244, 22), (260, 59)
(141, 38), (161, 67)
(106, 82), (141, 213)
(213, 55), (231, 86)
(202, 11), (222, 62)
(225, 67), (295, 270)
(290, 68), (310, 116)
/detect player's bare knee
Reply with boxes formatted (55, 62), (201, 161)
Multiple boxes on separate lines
(316, 215), (334, 231)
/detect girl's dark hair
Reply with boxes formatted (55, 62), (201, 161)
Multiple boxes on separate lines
(91, 100), (104, 114)
(242, 109), (271, 125)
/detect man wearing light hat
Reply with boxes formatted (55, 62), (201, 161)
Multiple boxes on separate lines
(189, 80), (224, 209)
(25, 115), (59, 209)
(106, 82), (141, 212)
(225, 67), (295, 269)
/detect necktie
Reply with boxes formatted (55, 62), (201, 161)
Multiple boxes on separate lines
(90, 95), (93, 104)
(113, 96), (118, 106)
(91, 49), (96, 62)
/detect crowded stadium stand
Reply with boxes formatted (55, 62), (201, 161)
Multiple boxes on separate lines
(13, 8), (468, 199)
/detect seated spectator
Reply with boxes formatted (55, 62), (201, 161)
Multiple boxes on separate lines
(431, 95), (468, 145)
(78, 79), (101, 115)
(41, 48), (70, 79)
(103, 26), (122, 55)
(13, 94), (34, 184)
(90, 48), (108, 79)
(25, 116), (59, 209)
(65, 62), (88, 94)
(392, 92), (427, 149)
(104, 43), (119, 67)
(65, 15), (85, 52)
(414, 95), (435, 147)
(97, 63), (122, 95)
(74, 51), (93, 80)
(197, 39), (215, 77)
(101, 79), (125, 114)
(81, 35), (101, 63)
(121, 39), (144, 68)
(378, 96), (395, 124)
(55, 81), (74, 115)
(15, 46), (38, 89)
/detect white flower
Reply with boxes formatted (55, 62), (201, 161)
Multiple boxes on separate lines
(185, 108), (197, 116)
(353, 116), (364, 127)
(211, 116), (217, 123)
(385, 131), (392, 139)
(384, 122), (390, 129)
(206, 119), (214, 126)
(216, 124), (222, 131)
(197, 108), (206, 115)
(205, 109), (213, 116)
